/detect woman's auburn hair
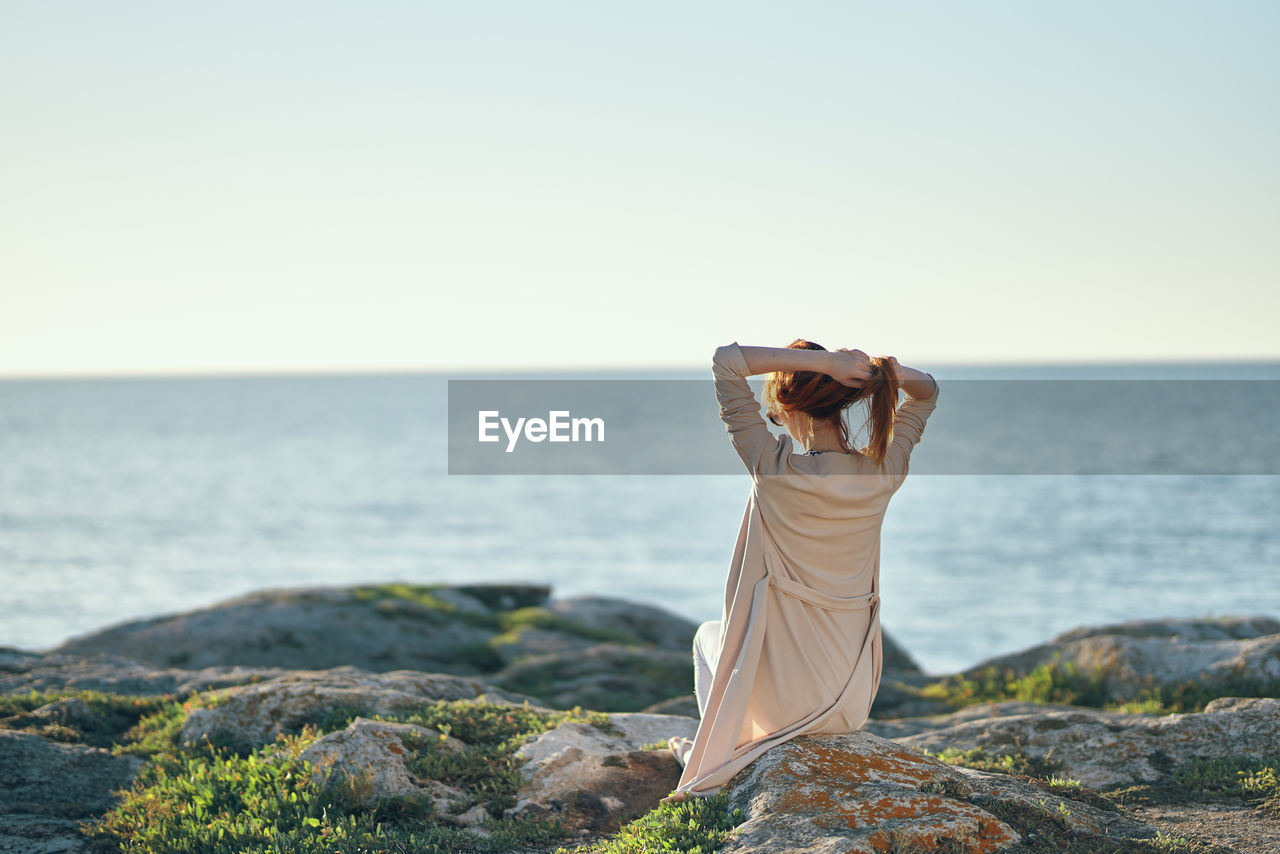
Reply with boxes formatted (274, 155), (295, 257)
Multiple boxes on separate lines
(762, 339), (900, 464)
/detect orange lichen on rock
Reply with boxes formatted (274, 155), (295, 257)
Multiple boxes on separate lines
(835, 793), (1019, 852)
(724, 735), (1022, 853)
(779, 740), (947, 789)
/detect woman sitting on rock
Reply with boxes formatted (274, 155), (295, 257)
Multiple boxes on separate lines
(663, 340), (940, 802)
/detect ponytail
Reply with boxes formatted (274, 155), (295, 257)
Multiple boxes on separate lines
(860, 356), (900, 466)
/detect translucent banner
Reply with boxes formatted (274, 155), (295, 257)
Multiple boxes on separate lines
(447, 379), (1279, 475)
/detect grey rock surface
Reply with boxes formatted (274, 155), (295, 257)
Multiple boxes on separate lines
(48, 586), (498, 675)
(509, 712), (698, 832)
(895, 696), (1280, 789)
(179, 667), (544, 753)
(960, 616), (1280, 703)
(718, 730), (1157, 854)
(0, 731), (143, 818)
(297, 717), (472, 813)
(0, 730), (144, 853)
(491, 644), (693, 713)
(863, 700), (1087, 739)
(0, 646), (288, 697)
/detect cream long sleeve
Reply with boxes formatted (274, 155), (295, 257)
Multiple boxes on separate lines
(674, 342), (940, 797)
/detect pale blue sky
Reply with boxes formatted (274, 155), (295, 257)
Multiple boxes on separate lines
(3, 1), (1277, 376)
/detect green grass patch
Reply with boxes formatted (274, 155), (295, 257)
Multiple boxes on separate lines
(350, 583), (481, 624)
(555, 793), (745, 854)
(1108, 675), (1280, 716)
(924, 745), (1066, 779)
(0, 688), (187, 749)
(914, 653), (1111, 710)
(79, 692), (631, 853)
(350, 585), (643, 652)
(925, 747), (1122, 814)
(1102, 755), (1280, 815)
(910, 652), (1280, 716)
(495, 606), (638, 646)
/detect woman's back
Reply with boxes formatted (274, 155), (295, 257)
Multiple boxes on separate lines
(671, 342), (940, 799)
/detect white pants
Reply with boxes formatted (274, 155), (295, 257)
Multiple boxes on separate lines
(693, 619), (722, 719)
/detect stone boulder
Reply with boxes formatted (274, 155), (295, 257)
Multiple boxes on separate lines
(546, 597), (700, 650)
(492, 644), (694, 713)
(641, 695), (700, 718)
(862, 700), (1088, 740)
(47, 586), (501, 675)
(508, 712), (699, 832)
(960, 616), (1280, 704)
(0, 646), (288, 697)
(487, 627), (602, 668)
(895, 696), (1280, 789)
(0, 730), (144, 853)
(179, 667), (543, 754)
(719, 731), (1158, 853)
(880, 628), (925, 674)
(297, 718), (472, 817)
(30, 581), (928, 716)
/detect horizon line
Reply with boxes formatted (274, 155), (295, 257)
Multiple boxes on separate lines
(2, 354), (1280, 382)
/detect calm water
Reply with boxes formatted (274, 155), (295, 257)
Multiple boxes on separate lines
(2, 362), (1277, 675)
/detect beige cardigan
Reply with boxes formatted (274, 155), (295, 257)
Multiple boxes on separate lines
(674, 342), (940, 797)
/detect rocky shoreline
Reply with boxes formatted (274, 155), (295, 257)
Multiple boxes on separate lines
(2, 582), (1278, 853)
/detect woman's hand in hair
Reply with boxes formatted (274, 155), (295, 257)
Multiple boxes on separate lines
(828, 348), (875, 388)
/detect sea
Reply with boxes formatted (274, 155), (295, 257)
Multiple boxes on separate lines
(2, 361), (1277, 676)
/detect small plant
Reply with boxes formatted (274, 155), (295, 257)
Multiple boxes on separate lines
(914, 653), (1111, 710)
(570, 793), (745, 854)
(0, 687), (183, 748)
(1102, 754), (1280, 817)
(925, 745), (1064, 778)
(911, 654), (1280, 716)
(1238, 764), (1280, 814)
(80, 695), (627, 853)
(1047, 776), (1082, 790)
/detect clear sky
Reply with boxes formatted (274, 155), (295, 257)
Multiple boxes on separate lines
(3, 1), (1277, 377)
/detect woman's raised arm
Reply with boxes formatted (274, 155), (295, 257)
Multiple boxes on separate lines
(879, 356), (938, 401)
(738, 345), (865, 384)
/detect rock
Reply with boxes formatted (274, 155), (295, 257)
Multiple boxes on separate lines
(509, 712), (698, 832)
(28, 697), (96, 730)
(641, 695), (700, 718)
(0, 813), (98, 854)
(492, 644), (693, 712)
(869, 669), (953, 719)
(179, 667), (545, 753)
(298, 717), (470, 814)
(1057, 616), (1280, 643)
(449, 584), (551, 611)
(0, 647), (288, 697)
(881, 628), (924, 674)
(719, 731), (1158, 853)
(862, 700), (1087, 740)
(894, 696), (1280, 789)
(0, 731), (143, 818)
(455, 804), (490, 828)
(428, 588), (492, 616)
(48, 586), (498, 675)
(488, 626), (600, 667)
(546, 597), (699, 650)
(24, 582), (928, 717)
(960, 616), (1280, 704)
